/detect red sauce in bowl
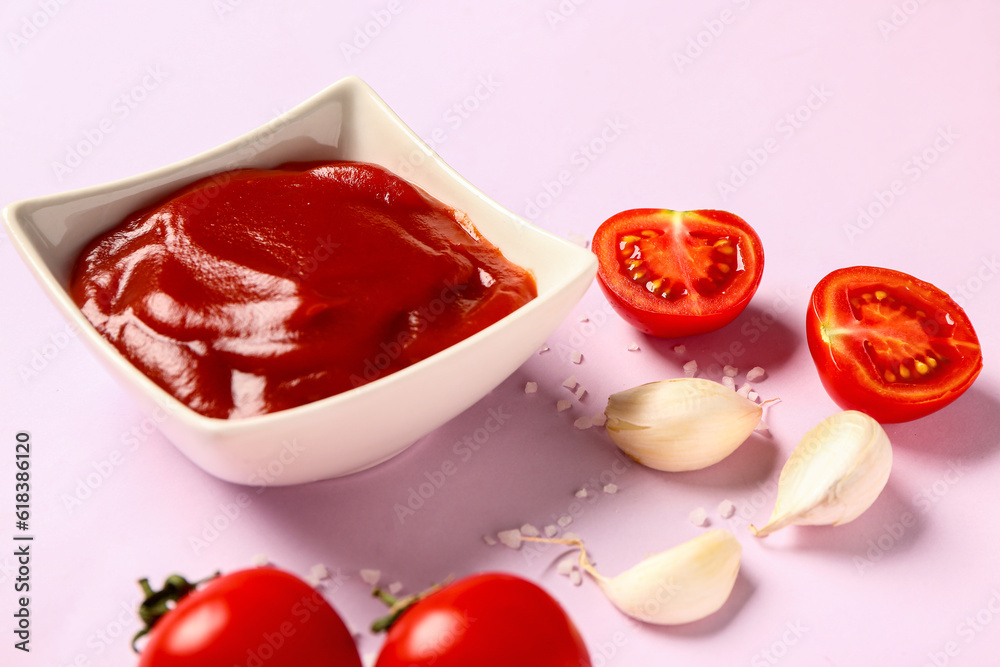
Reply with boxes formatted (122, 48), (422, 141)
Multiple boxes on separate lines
(70, 161), (536, 419)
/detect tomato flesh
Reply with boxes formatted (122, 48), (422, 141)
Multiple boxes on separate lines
(375, 572), (591, 666)
(593, 209), (764, 337)
(807, 266), (982, 423)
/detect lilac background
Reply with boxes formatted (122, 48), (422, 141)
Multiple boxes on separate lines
(3, 1), (1000, 665)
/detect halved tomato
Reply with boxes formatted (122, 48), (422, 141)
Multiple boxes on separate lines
(592, 209), (764, 337)
(807, 266), (982, 423)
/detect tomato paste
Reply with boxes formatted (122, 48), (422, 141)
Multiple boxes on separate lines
(71, 161), (536, 419)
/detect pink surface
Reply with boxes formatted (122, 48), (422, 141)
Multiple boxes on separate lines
(2, 1), (1000, 665)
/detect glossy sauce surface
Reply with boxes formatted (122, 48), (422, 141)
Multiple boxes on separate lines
(71, 161), (537, 419)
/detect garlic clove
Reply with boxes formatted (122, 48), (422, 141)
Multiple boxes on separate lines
(751, 410), (892, 537)
(593, 530), (742, 625)
(604, 378), (763, 471)
(522, 530), (742, 625)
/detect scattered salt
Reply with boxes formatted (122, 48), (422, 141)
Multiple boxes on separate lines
(250, 553), (269, 567)
(571, 350), (584, 364)
(689, 507), (709, 526)
(748, 390), (759, 402)
(721, 376), (736, 390)
(304, 574), (323, 588)
(575, 487), (589, 499)
(603, 483), (618, 494)
(746, 366), (767, 382)
(723, 365), (738, 377)
(544, 524), (559, 538)
(557, 556), (576, 576)
(673, 345), (686, 354)
(310, 563), (330, 581)
(557, 399), (572, 412)
(627, 343), (640, 352)
(574, 385), (587, 400)
(557, 515), (573, 528)
(683, 360), (699, 377)
(520, 523), (541, 537)
(524, 381), (538, 394)
(498, 529), (523, 549)
(569, 569), (583, 586)
(388, 582), (403, 595)
(718, 499), (736, 519)
(590, 413), (607, 427)
(360, 569), (381, 586)
(737, 383), (752, 398)
(562, 376), (578, 390)
(483, 534), (498, 546)
(562, 531), (582, 542)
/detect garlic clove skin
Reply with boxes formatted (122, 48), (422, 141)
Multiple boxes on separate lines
(751, 410), (892, 537)
(591, 530), (742, 625)
(604, 378), (763, 471)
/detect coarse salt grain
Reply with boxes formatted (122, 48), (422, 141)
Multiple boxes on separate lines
(689, 507), (709, 526)
(574, 385), (587, 400)
(557, 515), (573, 528)
(721, 376), (736, 390)
(737, 383), (752, 398)
(562, 531), (581, 542)
(524, 381), (538, 394)
(544, 525), (559, 538)
(569, 569), (583, 586)
(250, 554), (269, 567)
(603, 483), (618, 494)
(683, 360), (698, 377)
(483, 534), (498, 546)
(520, 523), (541, 537)
(360, 569), (381, 586)
(557, 556), (576, 576)
(304, 574), (323, 588)
(557, 399), (572, 412)
(562, 376), (578, 390)
(627, 343), (640, 352)
(388, 582), (403, 595)
(748, 390), (759, 402)
(571, 350), (584, 364)
(723, 365), (738, 377)
(718, 499), (736, 519)
(590, 413), (607, 427)
(673, 345), (686, 354)
(746, 366), (767, 382)
(310, 564), (330, 581)
(575, 487), (589, 499)
(498, 529), (523, 549)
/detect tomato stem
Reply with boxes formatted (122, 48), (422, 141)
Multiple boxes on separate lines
(370, 577), (452, 633)
(131, 572), (220, 652)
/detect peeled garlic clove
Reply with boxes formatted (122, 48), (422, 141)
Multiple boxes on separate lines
(604, 378), (762, 471)
(591, 530), (742, 625)
(751, 410), (892, 537)
(521, 531), (742, 625)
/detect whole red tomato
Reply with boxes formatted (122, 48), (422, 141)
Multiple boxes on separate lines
(136, 568), (362, 667)
(592, 208), (764, 337)
(374, 572), (591, 666)
(806, 266), (982, 423)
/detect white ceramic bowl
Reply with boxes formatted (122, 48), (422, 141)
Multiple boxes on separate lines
(3, 77), (596, 485)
